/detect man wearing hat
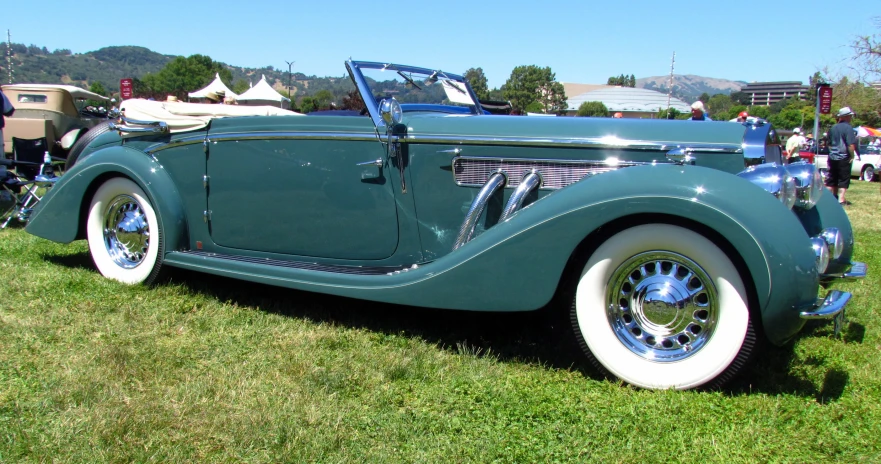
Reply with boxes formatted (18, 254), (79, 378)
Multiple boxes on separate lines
(826, 107), (857, 205)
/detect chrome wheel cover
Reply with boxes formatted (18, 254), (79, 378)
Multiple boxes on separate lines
(102, 195), (150, 269)
(606, 251), (718, 362)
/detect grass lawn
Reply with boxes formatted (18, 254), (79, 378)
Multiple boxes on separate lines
(1, 182), (880, 463)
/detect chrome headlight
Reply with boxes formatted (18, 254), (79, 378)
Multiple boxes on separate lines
(785, 162), (824, 209)
(737, 163), (797, 210)
(819, 228), (844, 260)
(811, 237), (831, 273)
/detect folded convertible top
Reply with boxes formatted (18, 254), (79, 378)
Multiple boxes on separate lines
(120, 99), (303, 133)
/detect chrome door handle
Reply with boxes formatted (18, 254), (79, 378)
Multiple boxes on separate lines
(357, 159), (383, 167)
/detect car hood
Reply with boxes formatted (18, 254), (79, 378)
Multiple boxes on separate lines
(400, 113), (748, 149)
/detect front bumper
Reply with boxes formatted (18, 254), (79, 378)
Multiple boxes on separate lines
(822, 261), (868, 282)
(799, 261), (866, 335)
(800, 290), (851, 320)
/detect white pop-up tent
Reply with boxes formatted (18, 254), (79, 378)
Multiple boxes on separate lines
(187, 73), (238, 101)
(236, 75), (290, 107)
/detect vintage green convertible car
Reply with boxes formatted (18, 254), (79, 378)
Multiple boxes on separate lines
(25, 60), (866, 390)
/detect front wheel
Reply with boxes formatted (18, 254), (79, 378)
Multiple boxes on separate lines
(861, 165), (875, 182)
(569, 224), (755, 390)
(86, 177), (166, 285)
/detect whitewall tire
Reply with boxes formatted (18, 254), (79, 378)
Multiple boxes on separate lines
(87, 177), (165, 285)
(570, 224), (755, 390)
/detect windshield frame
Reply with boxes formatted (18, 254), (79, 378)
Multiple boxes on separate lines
(346, 59), (483, 129)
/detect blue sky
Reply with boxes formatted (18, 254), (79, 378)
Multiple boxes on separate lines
(3, 0), (878, 88)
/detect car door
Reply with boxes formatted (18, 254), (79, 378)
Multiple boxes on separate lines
(205, 116), (399, 260)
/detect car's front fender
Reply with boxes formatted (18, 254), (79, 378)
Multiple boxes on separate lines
(436, 164), (818, 344)
(26, 145), (188, 252)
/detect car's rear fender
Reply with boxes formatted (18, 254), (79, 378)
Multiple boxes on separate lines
(25, 145), (188, 252)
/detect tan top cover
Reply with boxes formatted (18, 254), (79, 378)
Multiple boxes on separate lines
(2, 84), (109, 102)
(120, 99), (303, 133)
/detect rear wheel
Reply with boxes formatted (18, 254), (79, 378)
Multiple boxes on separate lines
(86, 177), (166, 285)
(861, 165), (875, 182)
(569, 224), (755, 390)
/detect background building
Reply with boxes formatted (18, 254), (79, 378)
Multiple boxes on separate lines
(562, 83), (692, 118)
(739, 81), (808, 106)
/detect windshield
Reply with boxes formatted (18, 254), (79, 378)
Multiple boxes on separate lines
(349, 61), (478, 114)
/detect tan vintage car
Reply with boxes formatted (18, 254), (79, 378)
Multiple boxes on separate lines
(2, 84), (110, 157)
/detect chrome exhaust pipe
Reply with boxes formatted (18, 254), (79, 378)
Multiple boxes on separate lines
(453, 171), (506, 250)
(499, 170), (542, 223)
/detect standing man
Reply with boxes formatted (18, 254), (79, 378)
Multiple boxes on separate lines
(825, 107), (857, 205)
(690, 101), (712, 121)
(0, 88), (14, 156)
(785, 128), (806, 163)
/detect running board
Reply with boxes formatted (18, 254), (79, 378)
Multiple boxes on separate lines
(166, 250), (417, 276)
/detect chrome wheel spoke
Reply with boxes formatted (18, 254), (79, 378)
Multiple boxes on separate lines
(607, 251), (718, 362)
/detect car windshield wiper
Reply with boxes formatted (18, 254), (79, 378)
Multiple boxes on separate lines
(397, 71), (422, 90)
(442, 78), (466, 94)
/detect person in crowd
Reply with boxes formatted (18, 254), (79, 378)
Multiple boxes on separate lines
(690, 101), (711, 121)
(0, 89), (14, 156)
(613, 112), (623, 118)
(785, 128), (806, 163)
(730, 111), (749, 123)
(804, 133), (815, 151)
(825, 107), (857, 205)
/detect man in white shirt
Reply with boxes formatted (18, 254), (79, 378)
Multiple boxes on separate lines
(785, 128), (806, 163)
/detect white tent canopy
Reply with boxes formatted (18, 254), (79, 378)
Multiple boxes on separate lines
(236, 75), (290, 107)
(187, 73), (238, 100)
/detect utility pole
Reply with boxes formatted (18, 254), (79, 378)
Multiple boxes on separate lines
(665, 52), (675, 118)
(6, 30), (12, 84)
(285, 60), (295, 108)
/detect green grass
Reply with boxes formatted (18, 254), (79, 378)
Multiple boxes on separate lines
(2, 182), (881, 463)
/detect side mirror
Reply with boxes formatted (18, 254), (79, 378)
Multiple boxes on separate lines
(379, 98), (402, 127)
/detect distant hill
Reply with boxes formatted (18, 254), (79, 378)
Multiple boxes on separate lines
(1, 42), (749, 104)
(636, 74), (747, 103)
(0, 43), (350, 98)
(3, 44), (175, 90)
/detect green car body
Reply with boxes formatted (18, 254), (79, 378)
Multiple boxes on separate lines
(25, 60), (864, 390)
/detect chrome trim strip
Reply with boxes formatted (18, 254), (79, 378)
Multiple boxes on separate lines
(500, 171), (542, 222)
(146, 135), (205, 153)
(206, 132), (379, 143)
(453, 171), (506, 251)
(404, 134), (743, 152)
(800, 290), (850, 319)
(147, 132), (380, 153)
(177, 250), (412, 276)
(147, 131), (742, 155)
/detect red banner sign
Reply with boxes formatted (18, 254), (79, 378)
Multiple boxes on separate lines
(818, 86), (833, 114)
(119, 78), (133, 100)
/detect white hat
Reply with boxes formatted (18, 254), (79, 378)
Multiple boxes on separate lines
(793, 127), (801, 134)
(691, 101), (705, 111)
(837, 107), (854, 117)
